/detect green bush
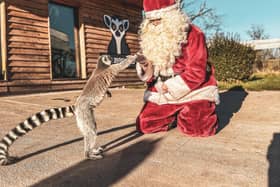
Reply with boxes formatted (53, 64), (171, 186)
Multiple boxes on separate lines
(208, 33), (256, 81)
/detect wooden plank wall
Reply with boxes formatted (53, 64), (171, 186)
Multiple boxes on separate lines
(2, 0), (142, 94)
(6, 0), (51, 93)
(81, 0), (142, 86)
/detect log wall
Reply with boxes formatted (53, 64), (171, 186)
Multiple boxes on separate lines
(0, 0), (143, 94)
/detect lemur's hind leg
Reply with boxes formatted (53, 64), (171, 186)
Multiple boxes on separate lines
(75, 101), (104, 160)
(83, 120), (104, 160)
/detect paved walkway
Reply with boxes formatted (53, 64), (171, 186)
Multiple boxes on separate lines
(0, 89), (279, 187)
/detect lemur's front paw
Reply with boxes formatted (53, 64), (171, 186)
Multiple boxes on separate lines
(127, 54), (138, 62)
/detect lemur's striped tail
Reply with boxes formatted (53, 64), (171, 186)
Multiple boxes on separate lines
(0, 105), (75, 166)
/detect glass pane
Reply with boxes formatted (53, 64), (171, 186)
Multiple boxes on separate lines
(49, 3), (78, 79)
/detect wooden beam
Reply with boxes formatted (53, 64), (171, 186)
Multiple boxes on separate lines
(74, 7), (81, 79)
(1, 0), (7, 80)
(79, 22), (87, 79)
(47, 6), (53, 80)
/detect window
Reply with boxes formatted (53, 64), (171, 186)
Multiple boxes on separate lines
(0, 0), (7, 80)
(49, 2), (80, 79)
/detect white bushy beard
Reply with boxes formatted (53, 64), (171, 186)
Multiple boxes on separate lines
(139, 9), (190, 77)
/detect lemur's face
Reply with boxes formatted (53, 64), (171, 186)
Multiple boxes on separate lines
(104, 15), (129, 38)
(111, 19), (125, 37)
(101, 55), (113, 66)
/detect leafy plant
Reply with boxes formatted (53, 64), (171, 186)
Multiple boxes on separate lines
(208, 33), (256, 81)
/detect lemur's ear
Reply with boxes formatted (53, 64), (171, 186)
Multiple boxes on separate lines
(104, 15), (111, 28)
(123, 20), (129, 31)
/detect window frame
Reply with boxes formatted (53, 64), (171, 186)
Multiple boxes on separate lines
(48, 1), (82, 80)
(0, 0), (7, 81)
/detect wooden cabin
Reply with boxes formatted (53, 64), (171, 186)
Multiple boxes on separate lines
(0, 0), (143, 94)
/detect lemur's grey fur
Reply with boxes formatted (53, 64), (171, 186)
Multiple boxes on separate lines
(0, 55), (137, 166)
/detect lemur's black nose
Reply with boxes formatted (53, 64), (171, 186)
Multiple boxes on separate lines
(116, 31), (121, 37)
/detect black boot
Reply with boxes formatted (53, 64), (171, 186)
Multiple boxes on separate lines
(167, 120), (177, 131)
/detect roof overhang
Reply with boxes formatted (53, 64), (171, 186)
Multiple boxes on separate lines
(242, 39), (280, 50)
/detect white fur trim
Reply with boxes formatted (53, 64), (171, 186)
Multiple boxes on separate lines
(136, 62), (153, 82)
(144, 85), (220, 105)
(145, 4), (179, 20)
(144, 90), (167, 104)
(164, 75), (190, 99)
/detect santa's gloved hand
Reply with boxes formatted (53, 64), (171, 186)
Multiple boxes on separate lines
(136, 53), (147, 64)
(136, 59), (154, 82)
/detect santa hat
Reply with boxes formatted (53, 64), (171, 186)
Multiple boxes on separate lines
(143, 0), (181, 20)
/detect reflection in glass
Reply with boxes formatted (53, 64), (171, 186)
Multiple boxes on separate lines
(49, 3), (78, 79)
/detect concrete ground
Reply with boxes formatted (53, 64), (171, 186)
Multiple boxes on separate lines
(0, 89), (279, 187)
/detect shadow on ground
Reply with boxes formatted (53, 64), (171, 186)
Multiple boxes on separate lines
(267, 133), (280, 187)
(216, 86), (248, 133)
(31, 138), (162, 187)
(17, 124), (139, 164)
(20, 85), (249, 163)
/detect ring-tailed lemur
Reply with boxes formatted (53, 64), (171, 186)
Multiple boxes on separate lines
(0, 54), (137, 166)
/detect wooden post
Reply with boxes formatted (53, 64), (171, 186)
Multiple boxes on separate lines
(0, 0), (7, 80)
(79, 22), (87, 79)
(47, 6), (53, 80)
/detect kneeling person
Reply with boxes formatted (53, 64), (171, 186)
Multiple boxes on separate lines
(136, 0), (220, 137)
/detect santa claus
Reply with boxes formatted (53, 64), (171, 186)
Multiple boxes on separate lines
(136, 0), (220, 136)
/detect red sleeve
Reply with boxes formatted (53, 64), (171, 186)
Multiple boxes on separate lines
(180, 26), (208, 91)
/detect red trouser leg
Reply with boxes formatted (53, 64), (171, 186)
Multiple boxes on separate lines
(136, 102), (181, 134)
(136, 100), (218, 136)
(177, 100), (218, 137)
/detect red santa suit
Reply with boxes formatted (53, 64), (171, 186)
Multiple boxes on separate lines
(136, 0), (220, 137)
